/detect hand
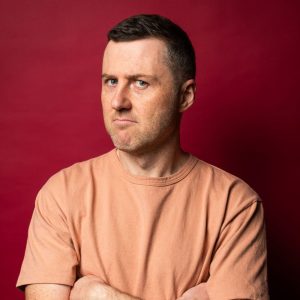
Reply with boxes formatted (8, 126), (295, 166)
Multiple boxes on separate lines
(176, 283), (210, 300)
(70, 275), (141, 300)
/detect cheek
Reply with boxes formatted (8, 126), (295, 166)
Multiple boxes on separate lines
(101, 95), (111, 114)
(147, 95), (177, 118)
(101, 88), (111, 105)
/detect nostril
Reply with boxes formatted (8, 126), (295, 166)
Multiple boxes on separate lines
(117, 107), (130, 113)
(111, 96), (132, 111)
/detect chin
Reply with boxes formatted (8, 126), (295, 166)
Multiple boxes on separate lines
(110, 134), (136, 152)
(110, 133), (157, 155)
(112, 139), (143, 154)
(112, 139), (134, 152)
(116, 143), (157, 156)
(115, 144), (139, 154)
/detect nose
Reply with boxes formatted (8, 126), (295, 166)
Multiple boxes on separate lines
(111, 83), (132, 111)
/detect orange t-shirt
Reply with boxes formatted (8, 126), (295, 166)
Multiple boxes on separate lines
(17, 149), (269, 299)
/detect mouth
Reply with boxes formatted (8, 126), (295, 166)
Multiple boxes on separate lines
(113, 118), (137, 126)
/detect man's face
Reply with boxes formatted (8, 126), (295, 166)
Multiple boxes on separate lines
(101, 38), (181, 154)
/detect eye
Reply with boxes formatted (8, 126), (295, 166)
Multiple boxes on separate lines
(135, 80), (149, 89)
(105, 78), (118, 87)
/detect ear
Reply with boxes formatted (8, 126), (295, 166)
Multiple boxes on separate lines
(179, 79), (196, 113)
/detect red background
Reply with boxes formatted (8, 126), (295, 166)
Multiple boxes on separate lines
(1, 0), (299, 299)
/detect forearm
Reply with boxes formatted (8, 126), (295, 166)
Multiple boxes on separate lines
(88, 285), (141, 300)
(25, 284), (71, 300)
(177, 283), (209, 300)
(107, 288), (141, 300)
(70, 275), (141, 300)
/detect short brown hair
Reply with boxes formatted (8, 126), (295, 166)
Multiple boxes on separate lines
(107, 14), (196, 85)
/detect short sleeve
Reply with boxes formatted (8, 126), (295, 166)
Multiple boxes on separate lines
(206, 200), (269, 300)
(16, 185), (78, 289)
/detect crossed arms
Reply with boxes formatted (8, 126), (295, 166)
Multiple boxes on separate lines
(25, 276), (209, 300)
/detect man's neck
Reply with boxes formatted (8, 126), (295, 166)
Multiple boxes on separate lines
(116, 139), (189, 178)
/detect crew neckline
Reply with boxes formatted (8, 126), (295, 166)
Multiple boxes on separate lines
(109, 148), (198, 186)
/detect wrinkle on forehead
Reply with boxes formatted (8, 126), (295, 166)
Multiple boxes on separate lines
(102, 38), (171, 78)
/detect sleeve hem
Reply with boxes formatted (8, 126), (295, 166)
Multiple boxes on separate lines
(16, 277), (75, 292)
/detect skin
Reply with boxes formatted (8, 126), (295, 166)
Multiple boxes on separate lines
(176, 284), (210, 300)
(25, 284), (71, 299)
(69, 275), (141, 300)
(102, 38), (180, 155)
(25, 38), (204, 299)
(101, 38), (195, 177)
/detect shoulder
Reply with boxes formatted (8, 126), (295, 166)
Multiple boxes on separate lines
(36, 150), (114, 207)
(45, 150), (112, 189)
(192, 157), (262, 210)
(190, 157), (265, 236)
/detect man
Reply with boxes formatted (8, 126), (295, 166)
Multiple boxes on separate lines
(17, 15), (269, 299)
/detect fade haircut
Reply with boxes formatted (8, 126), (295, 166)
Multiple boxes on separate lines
(107, 14), (196, 85)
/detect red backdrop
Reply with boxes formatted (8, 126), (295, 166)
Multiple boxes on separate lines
(1, 1), (299, 299)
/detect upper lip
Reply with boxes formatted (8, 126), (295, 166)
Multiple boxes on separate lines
(113, 118), (137, 123)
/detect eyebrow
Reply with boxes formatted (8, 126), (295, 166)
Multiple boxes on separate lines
(102, 73), (159, 82)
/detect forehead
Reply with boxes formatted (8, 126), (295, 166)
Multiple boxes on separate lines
(102, 38), (170, 75)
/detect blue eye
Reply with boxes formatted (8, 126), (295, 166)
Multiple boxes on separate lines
(106, 78), (118, 86)
(135, 80), (148, 89)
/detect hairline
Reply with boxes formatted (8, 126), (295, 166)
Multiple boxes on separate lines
(107, 36), (184, 88)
